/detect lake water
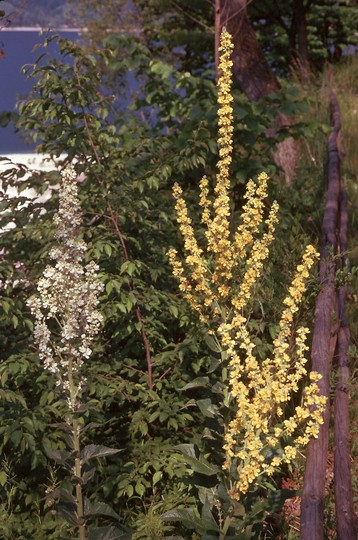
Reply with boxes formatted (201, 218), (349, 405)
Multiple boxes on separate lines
(0, 29), (81, 154)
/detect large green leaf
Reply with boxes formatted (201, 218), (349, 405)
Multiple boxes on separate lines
(84, 499), (121, 520)
(162, 502), (219, 536)
(201, 495), (220, 532)
(44, 448), (73, 470)
(196, 398), (220, 419)
(57, 504), (80, 527)
(204, 333), (222, 353)
(50, 487), (76, 505)
(81, 444), (122, 463)
(181, 376), (209, 391)
(162, 508), (203, 530)
(88, 525), (132, 540)
(175, 444), (219, 476)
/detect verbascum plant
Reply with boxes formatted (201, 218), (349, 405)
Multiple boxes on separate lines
(168, 29), (326, 501)
(28, 168), (126, 540)
(29, 167), (103, 412)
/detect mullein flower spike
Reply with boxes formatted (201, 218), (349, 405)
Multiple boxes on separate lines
(168, 29), (326, 499)
(28, 166), (103, 411)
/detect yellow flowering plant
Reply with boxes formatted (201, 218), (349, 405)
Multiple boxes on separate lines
(167, 29), (326, 528)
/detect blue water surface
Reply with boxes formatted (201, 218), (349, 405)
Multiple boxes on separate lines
(0, 29), (80, 154)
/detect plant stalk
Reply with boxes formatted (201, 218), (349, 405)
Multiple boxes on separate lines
(68, 356), (85, 540)
(73, 417), (85, 540)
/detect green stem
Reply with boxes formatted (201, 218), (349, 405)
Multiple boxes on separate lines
(68, 356), (85, 540)
(73, 417), (85, 540)
(220, 514), (234, 539)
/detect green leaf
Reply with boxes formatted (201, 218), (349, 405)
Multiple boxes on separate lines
(204, 334), (221, 353)
(127, 262), (136, 276)
(150, 61), (174, 79)
(45, 448), (72, 468)
(201, 495), (220, 532)
(1, 300), (10, 314)
(81, 444), (122, 463)
(120, 260), (136, 276)
(148, 411), (160, 423)
(50, 487), (76, 505)
(126, 297), (133, 312)
(0, 111), (13, 127)
(181, 377), (209, 391)
(84, 499), (121, 520)
(0, 471), (7, 486)
(196, 398), (220, 419)
(152, 471), (162, 485)
(88, 526), (132, 540)
(135, 481), (146, 497)
(82, 467), (96, 485)
(168, 304), (179, 317)
(162, 508), (202, 530)
(57, 504), (80, 526)
(125, 484), (134, 498)
(175, 444), (219, 476)
(106, 281), (114, 295)
(104, 244), (112, 256)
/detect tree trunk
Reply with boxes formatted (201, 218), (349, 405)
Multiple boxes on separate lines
(216, 0), (298, 185)
(217, 0), (280, 100)
(293, 0), (311, 81)
(214, 0), (220, 81)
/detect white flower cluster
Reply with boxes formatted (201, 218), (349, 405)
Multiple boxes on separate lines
(28, 167), (103, 410)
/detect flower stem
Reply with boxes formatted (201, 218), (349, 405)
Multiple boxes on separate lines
(73, 416), (85, 540)
(68, 355), (85, 540)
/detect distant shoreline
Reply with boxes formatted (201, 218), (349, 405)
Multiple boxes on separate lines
(1, 27), (84, 32)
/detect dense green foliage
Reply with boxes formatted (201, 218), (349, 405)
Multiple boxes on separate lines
(249, 0), (358, 73)
(0, 2), (357, 538)
(69, 0), (358, 76)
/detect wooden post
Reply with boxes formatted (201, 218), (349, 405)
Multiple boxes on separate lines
(334, 136), (357, 539)
(300, 91), (341, 540)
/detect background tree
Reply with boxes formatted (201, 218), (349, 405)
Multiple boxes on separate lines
(248, 0), (358, 76)
(216, 0), (280, 99)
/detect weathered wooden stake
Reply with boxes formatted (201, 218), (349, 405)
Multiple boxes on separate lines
(300, 90), (341, 540)
(334, 159), (357, 539)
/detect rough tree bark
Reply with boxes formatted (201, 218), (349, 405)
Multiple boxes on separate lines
(216, 0), (298, 185)
(292, 0), (311, 82)
(216, 0), (279, 99)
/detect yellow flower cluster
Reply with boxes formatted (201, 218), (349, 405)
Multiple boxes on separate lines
(222, 246), (326, 499)
(210, 30), (234, 287)
(234, 173), (270, 258)
(168, 29), (326, 500)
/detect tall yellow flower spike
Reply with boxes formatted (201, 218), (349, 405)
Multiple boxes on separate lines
(168, 29), (326, 500)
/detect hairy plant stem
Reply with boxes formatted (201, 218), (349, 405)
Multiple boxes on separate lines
(68, 357), (85, 540)
(73, 417), (85, 540)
